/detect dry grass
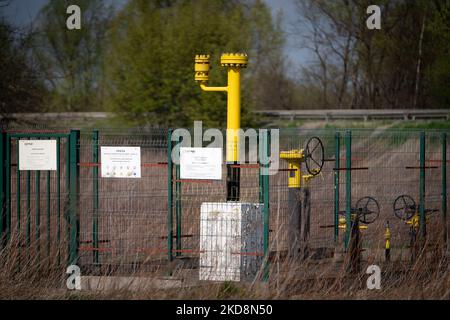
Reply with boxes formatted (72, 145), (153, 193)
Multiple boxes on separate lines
(1, 238), (449, 300)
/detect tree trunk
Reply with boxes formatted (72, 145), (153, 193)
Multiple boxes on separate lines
(413, 14), (426, 109)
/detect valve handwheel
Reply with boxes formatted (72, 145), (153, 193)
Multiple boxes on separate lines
(305, 137), (324, 176)
(393, 194), (416, 221)
(355, 196), (380, 224)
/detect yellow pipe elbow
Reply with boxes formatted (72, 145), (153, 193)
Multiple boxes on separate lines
(199, 83), (228, 92)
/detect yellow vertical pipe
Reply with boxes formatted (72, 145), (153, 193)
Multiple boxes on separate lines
(226, 67), (241, 163)
(195, 53), (247, 163)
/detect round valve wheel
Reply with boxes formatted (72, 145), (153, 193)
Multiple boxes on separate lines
(393, 194), (416, 221)
(355, 196), (380, 224)
(305, 137), (324, 176)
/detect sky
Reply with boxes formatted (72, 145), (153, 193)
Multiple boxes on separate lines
(1, 0), (308, 66)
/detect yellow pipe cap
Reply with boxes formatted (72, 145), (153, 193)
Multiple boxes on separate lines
(195, 54), (211, 81)
(221, 53), (248, 68)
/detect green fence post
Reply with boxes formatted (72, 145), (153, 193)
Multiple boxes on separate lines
(56, 137), (61, 266)
(92, 130), (99, 265)
(0, 131), (6, 247)
(69, 129), (80, 265)
(344, 130), (352, 251)
(36, 169), (40, 258)
(258, 134), (263, 204)
(16, 139), (21, 269)
(167, 129), (174, 262)
(441, 132), (447, 251)
(65, 135), (70, 265)
(175, 134), (182, 257)
(26, 170), (30, 262)
(334, 131), (340, 243)
(46, 169), (51, 262)
(419, 131), (426, 241)
(261, 129), (270, 282)
(5, 134), (11, 244)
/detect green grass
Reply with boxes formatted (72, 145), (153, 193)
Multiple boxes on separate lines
(391, 119), (450, 130)
(272, 118), (450, 131)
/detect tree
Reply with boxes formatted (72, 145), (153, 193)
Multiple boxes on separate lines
(292, 0), (450, 109)
(293, 0), (358, 109)
(32, 0), (112, 111)
(245, 4), (294, 110)
(425, 1), (450, 107)
(104, 0), (286, 127)
(0, 20), (44, 117)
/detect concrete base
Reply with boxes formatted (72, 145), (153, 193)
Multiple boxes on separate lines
(80, 276), (185, 291)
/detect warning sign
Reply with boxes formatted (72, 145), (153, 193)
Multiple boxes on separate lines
(101, 146), (141, 178)
(19, 140), (57, 171)
(180, 147), (222, 180)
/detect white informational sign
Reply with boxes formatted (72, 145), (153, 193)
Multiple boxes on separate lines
(180, 147), (222, 180)
(101, 146), (141, 178)
(19, 140), (57, 171)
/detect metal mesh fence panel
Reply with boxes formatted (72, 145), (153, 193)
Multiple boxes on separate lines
(77, 129), (169, 274)
(8, 133), (70, 270)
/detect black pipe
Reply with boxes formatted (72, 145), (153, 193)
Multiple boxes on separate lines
(410, 227), (418, 263)
(226, 164), (240, 201)
(287, 188), (302, 257)
(348, 216), (361, 273)
(301, 187), (311, 259)
(385, 221), (390, 262)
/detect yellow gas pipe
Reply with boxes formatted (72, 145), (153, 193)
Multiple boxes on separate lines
(194, 53), (248, 163)
(385, 220), (391, 262)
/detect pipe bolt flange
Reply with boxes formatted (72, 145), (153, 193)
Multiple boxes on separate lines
(195, 54), (211, 81)
(220, 52), (248, 68)
(195, 54), (211, 63)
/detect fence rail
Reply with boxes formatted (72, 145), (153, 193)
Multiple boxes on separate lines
(3, 109), (450, 123)
(255, 109), (450, 121)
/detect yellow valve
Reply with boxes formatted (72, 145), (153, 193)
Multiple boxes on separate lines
(338, 217), (368, 230)
(405, 213), (430, 229)
(302, 174), (314, 185)
(195, 53), (248, 163)
(280, 149), (305, 188)
(338, 217), (346, 229)
(406, 214), (420, 229)
(303, 170), (321, 186)
(338, 225), (368, 230)
(384, 222), (391, 250)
